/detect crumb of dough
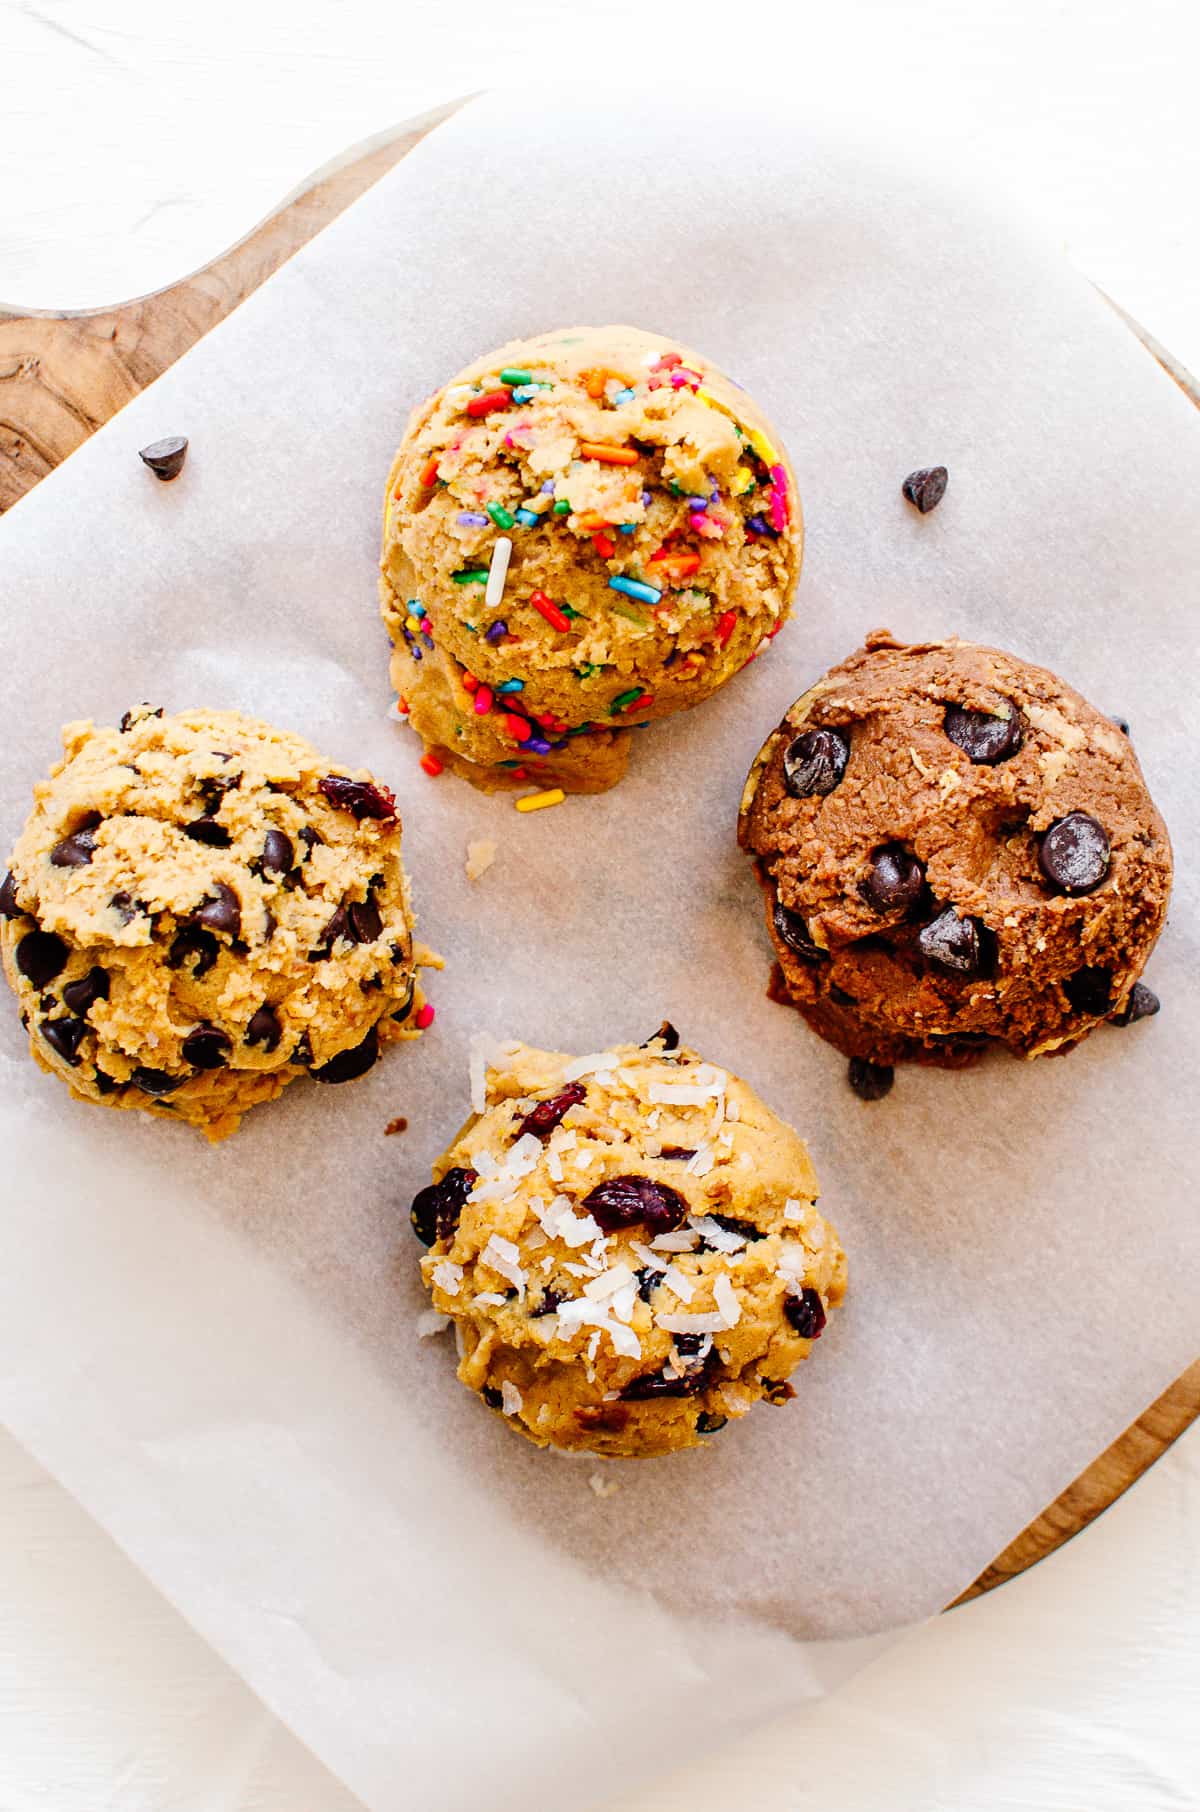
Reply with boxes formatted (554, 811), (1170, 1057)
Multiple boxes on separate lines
(466, 838), (498, 882)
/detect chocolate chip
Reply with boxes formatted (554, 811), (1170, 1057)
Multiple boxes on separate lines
(348, 896), (383, 944)
(110, 891), (140, 924)
(291, 1031), (313, 1067)
(197, 772), (241, 814)
(297, 825), (322, 859)
(1039, 813), (1110, 895)
(901, 465), (948, 512)
(829, 985), (857, 1006)
(50, 826), (99, 866)
(642, 1020), (680, 1050)
(131, 1066), (183, 1095)
(410, 1165), (478, 1245)
(582, 1175), (687, 1234)
(944, 703), (1024, 765)
(784, 1288), (827, 1339)
(191, 881), (241, 937)
(15, 930), (68, 988)
(762, 1378), (797, 1404)
(1113, 981), (1160, 1026)
(262, 909), (277, 943)
(318, 775), (397, 823)
(1063, 967), (1112, 1016)
(310, 903), (351, 958)
(848, 1056), (894, 1100)
(773, 896), (823, 961)
(530, 1288), (564, 1318)
(245, 1003), (282, 1052)
(93, 1068), (117, 1095)
(636, 1267), (658, 1302)
(0, 872), (21, 918)
(310, 1024), (380, 1084)
(1110, 714), (1131, 736)
(62, 966), (109, 1016)
(696, 1411), (728, 1433)
(182, 1023), (232, 1069)
(167, 923), (219, 976)
(119, 705), (162, 732)
(183, 816), (231, 847)
(481, 1386), (504, 1410)
(40, 1015), (87, 1065)
(259, 829), (294, 876)
(138, 435), (188, 480)
(918, 906), (983, 974)
(390, 977), (416, 1023)
(783, 727), (849, 798)
(863, 844), (925, 913)
(518, 1082), (586, 1140)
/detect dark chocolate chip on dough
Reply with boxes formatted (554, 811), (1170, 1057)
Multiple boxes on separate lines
(309, 1023), (380, 1083)
(183, 815), (232, 848)
(131, 1066), (184, 1096)
(191, 882), (242, 936)
(944, 704), (1024, 765)
(16, 930), (69, 988)
(1063, 966), (1113, 1016)
(348, 896), (383, 944)
(917, 906), (983, 974)
(62, 966), (109, 1016)
(50, 821), (101, 866)
(783, 728), (849, 798)
(642, 1020), (680, 1050)
(1039, 813), (1110, 895)
(182, 1023), (232, 1069)
(167, 923), (219, 977)
(259, 829), (294, 876)
(40, 1015), (87, 1065)
(245, 1003), (282, 1052)
(773, 897), (823, 961)
(0, 872), (22, 917)
(863, 844), (924, 913)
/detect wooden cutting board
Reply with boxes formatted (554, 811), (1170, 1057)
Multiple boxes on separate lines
(2, 108), (1196, 1604)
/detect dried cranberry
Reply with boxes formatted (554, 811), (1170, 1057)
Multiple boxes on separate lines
(622, 1346), (719, 1400)
(901, 465), (948, 513)
(318, 775), (397, 823)
(784, 1288), (827, 1339)
(529, 1289), (564, 1318)
(410, 1165), (478, 1245)
(582, 1174), (687, 1234)
(703, 1212), (765, 1243)
(517, 1082), (586, 1139)
(659, 1147), (696, 1161)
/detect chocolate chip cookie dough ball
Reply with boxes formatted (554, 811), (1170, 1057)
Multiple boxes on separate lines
(381, 325), (801, 794)
(738, 633), (1172, 1071)
(411, 1029), (845, 1458)
(1, 707), (427, 1140)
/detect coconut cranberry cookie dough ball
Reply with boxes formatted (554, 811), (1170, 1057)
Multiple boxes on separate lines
(1, 707), (427, 1140)
(738, 633), (1171, 1071)
(381, 325), (801, 794)
(411, 1030), (845, 1459)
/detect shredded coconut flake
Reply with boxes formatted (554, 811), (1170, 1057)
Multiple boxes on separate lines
(546, 1149), (564, 1182)
(662, 1263), (695, 1303)
(500, 1380), (523, 1415)
(432, 1261), (463, 1297)
(648, 1082), (715, 1106)
(474, 1291), (507, 1307)
(651, 1228), (700, 1252)
(584, 1261), (635, 1302)
(714, 1273), (742, 1328)
(656, 1309), (726, 1335)
(630, 1239), (667, 1273)
(416, 1309), (450, 1338)
(784, 1198), (804, 1222)
(589, 1472), (621, 1498)
(480, 1236), (526, 1298)
(686, 1147), (715, 1177)
(563, 1051), (622, 1082)
(689, 1214), (746, 1253)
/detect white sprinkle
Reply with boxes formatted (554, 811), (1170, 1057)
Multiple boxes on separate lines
(474, 1291), (507, 1307)
(563, 1051), (622, 1082)
(465, 838), (497, 883)
(416, 1309), (450, 1338)
(689, 1214), (746, 1253)
(432, 1261), (463, 1297)
(714, 1273), (742, 1327)
(784, 1197), (804, 1222)
(584, 1261), (636, 1302)
(500, 1380), (523, 1415)
(662, 1263), (695, 1303)
(485, 534), (513, 607)
(589, 1472), (621, 1498)
(651, 1228), (700, 1252)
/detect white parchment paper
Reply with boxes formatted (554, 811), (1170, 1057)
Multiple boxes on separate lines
(1, 91), (1198, 1812)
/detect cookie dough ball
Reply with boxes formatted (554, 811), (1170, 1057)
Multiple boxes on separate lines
(1, 707), (425, 1139)
(412, 1030), (845, 1458)
(381, 324), (801, 793)
(738, 633), (1172, 1068)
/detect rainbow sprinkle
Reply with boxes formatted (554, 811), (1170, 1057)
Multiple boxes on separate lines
(514, 508), (539, 527)
(485, 536), (513, 608)
(452, 568), (489, 585)
(486, 502), (516, 530)
(457, 511), (488, 527)
(608, 576), (662, 607)
(515, 789), (565, 813)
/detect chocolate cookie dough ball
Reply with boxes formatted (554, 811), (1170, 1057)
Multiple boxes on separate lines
(1, 707), (426, 1139)
(381, 324), (801, 794)
(738, 633), (1171, 1070)
(412, 1030), (845, 1458)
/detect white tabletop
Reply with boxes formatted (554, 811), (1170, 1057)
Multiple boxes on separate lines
(1, 2), (1198, 1805)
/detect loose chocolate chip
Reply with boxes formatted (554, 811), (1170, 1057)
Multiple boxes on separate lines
(15, 930), (69, 988)
(110, 891), (140, 925)
(783, 727), (849, 798)
(530, 1288), (564, 1318)
(50, 826), (99, 866)
(696, 1411), (728, 1433)
(318, 775), (397, 823)
(138, 435), (188, 480)
(182, 1022), (232, 1069)
(310, 1024), (380, 1084)
(183, 816), (232, 847)
(348, 895), (383, 944)
(944, 703), (1024, 765)
(1039, 813), (1110, 895)
(901, 465), (948, 512)
(131, 1065), (183, 1096)
(62, 966), (109, 1016)
(642, 1020), (680, 1050)
(119, 705), (162, 732)
(784, 1288), (827, 1339)
(0, 872), (21, 917)
(582, 1174), (687, 1234)
(191, 881), (241, 937)
(410, 1165), (478, 1245)
(772, 896), (823, 961)
(705, 1212), (766, 1242)
(848, 1056), (894, 1100)
(310, 902), (351, 958)
(259, 828), (295, 876)
(167, 923), (219, 976)
(1113, 981), (1161, 1026)
(1110, 714), (1131, 737)
(660, 1146), (697, 1161)
(481, 1386), (504, 1410)
(1063, 966), (1113, 1016)
(245, 1003), (282, 1052)
(518, 1082), (586, 1140)
(917, 906), (983, 974)
(40, 1015), (87, 1065)
(863, 844), (925, 913)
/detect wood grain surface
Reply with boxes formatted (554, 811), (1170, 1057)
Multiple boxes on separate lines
(1, 115), (1195, 1602)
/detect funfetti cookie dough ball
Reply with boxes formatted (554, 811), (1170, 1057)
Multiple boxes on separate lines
(738, 633), (1172, 1076)
(381, 324), (802, 794)
(1, 707), (427, 1140)
(411, 1030), (846, 1459)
